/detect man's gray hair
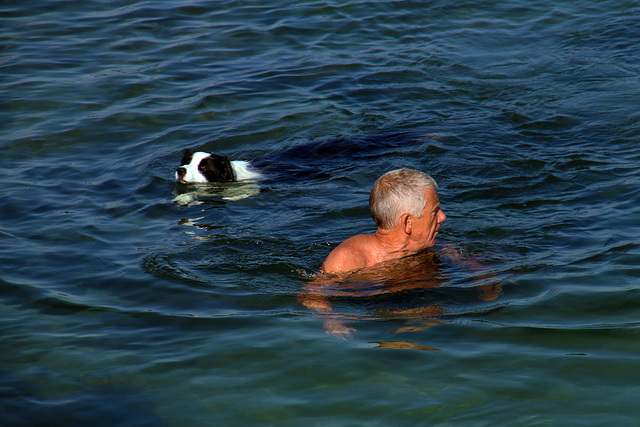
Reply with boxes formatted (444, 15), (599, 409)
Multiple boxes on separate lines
(369, 168), (438, 230)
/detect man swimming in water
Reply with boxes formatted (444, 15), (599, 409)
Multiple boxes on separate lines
(322, 168), (446, 274)
(300, 169), (448, 338)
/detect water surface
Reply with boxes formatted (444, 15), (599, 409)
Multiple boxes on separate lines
(2, 0), (640, 425)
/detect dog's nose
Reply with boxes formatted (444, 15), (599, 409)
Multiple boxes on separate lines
(176, 167), (186, 178)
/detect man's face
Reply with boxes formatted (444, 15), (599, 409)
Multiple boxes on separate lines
(411, 188), (446, 249)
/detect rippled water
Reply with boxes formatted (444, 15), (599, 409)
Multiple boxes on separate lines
(2, 0), (640, 425)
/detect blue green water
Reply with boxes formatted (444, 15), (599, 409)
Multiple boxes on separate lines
(2, 0), (640, 425)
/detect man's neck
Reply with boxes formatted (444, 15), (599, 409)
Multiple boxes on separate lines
(373, 228), (413, 259)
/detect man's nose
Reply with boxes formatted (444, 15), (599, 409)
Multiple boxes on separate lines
(438, 210), (446, 223)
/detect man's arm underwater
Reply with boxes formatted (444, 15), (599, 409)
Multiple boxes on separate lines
(298, 276), (357, 339)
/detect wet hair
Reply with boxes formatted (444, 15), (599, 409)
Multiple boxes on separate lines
(369, 168), (438, 230)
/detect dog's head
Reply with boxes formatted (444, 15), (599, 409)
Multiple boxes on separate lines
(175, 149), (236, 183)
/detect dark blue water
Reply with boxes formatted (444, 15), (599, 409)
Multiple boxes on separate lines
(2, 0), (640, 425)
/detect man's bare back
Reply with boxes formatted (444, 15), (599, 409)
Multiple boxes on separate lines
(321, 234), (388, 274)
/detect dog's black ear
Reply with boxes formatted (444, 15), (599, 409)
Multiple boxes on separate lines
(180, 148), (195, 166)
(200, 154), (235, 182)
(212, 154), (235, 182)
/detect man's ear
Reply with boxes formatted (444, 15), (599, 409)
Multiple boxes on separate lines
(399, 213), (412, 235)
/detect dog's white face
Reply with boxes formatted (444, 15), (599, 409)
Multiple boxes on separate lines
(175, 150), (236, 183)
(175, 151), (212, 183)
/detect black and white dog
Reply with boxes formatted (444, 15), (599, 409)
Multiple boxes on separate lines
(175, 148), (262, 184)
(173, 149), (263, 204)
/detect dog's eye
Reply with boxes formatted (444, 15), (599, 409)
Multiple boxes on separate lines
(199, 165), (207, 171)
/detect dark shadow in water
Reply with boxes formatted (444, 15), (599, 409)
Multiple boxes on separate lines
(253, 129), (429, 183)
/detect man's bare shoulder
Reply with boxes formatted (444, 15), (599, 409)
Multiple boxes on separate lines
(322, 234), (381, 274)
(340, 234), (378, 247)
